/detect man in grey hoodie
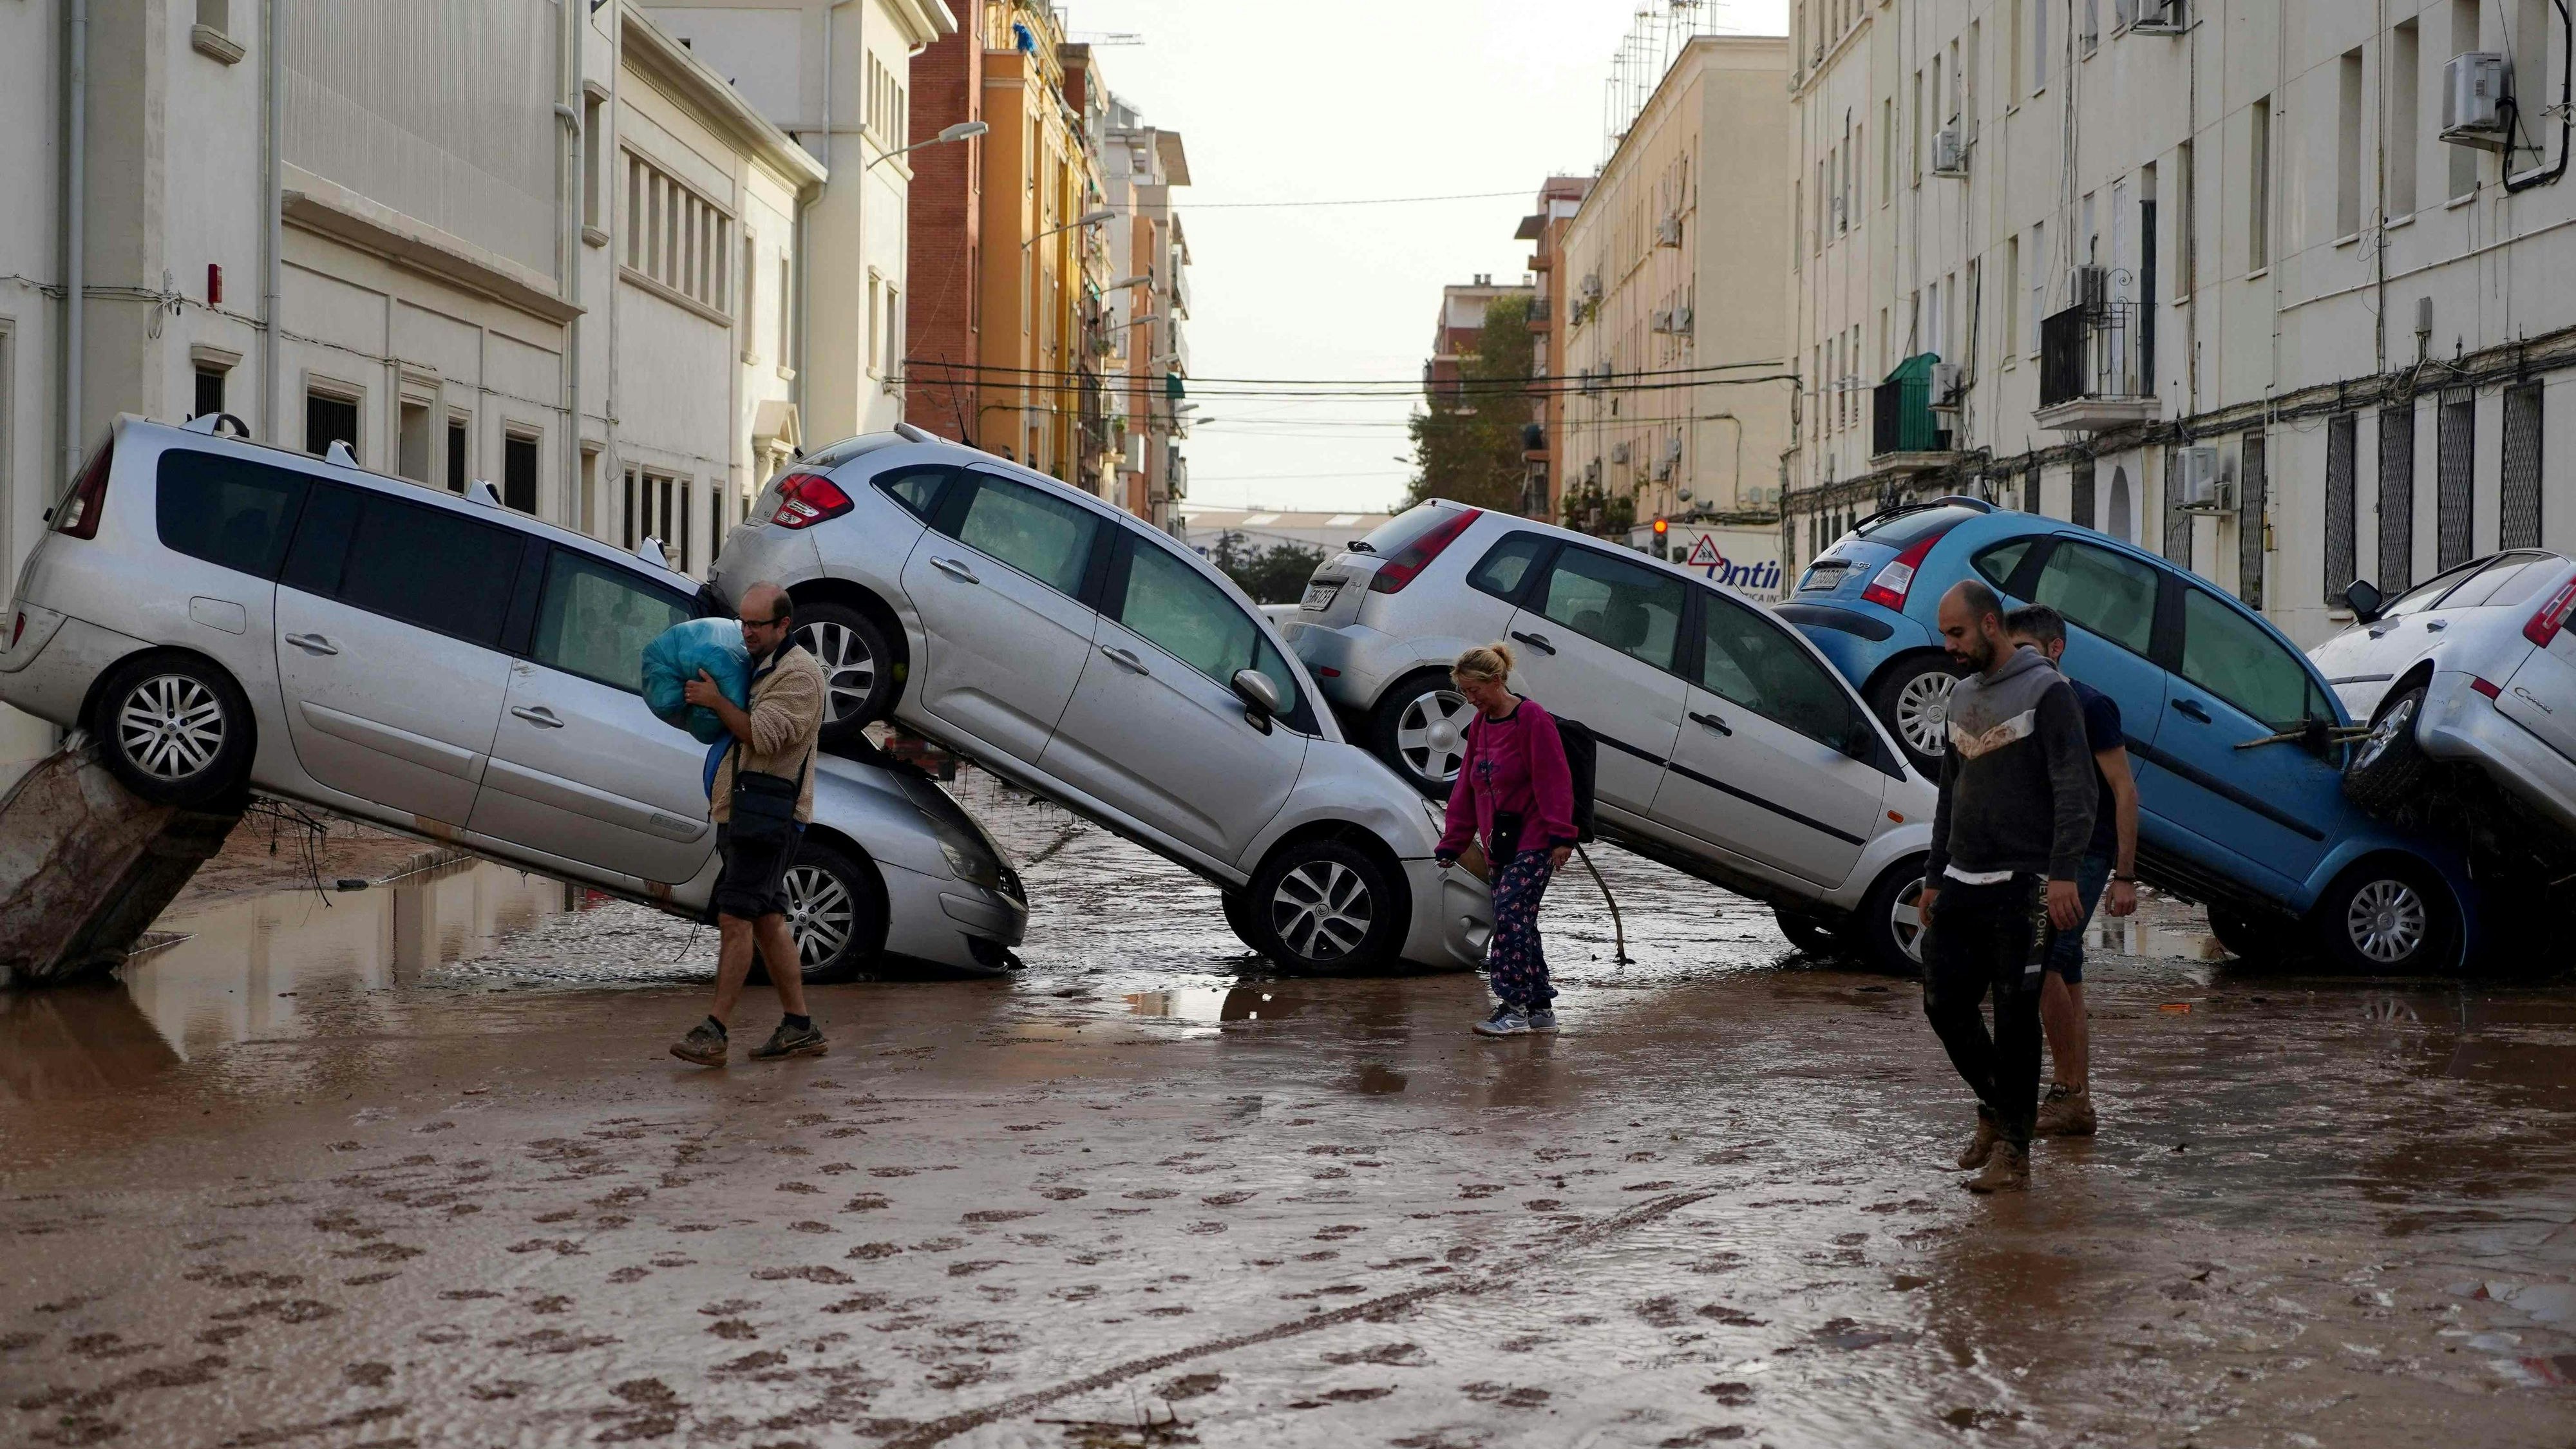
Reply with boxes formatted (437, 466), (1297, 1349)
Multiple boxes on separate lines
(1917, 580), (2098, 1193)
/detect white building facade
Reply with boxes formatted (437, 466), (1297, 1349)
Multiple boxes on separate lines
(1103, 100), (1191, 534)
(1788, 0), (2576, 647)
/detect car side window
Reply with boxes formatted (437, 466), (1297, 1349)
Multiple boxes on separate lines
(2179, 587), (2322, 732)
(2380, 557), (2486, 618)
(1113, 540), (1303, 719)
(530, 549), (694, 694)
(1466, 532), (1551, 603)
(1536, 546), (1686, 671)
(1971, 538), (2033, 591)
(333, 493), (526, 648)
(1698, 593), (1861, 750)
(156, 450), (310, 579)
(2030, 541), (2159, 656)
(2437, 553), (2548, 610)
(947, 474), (1097, 596)
(873, 464), (954, 522)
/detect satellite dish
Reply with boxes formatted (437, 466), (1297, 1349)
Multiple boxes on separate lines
(466, 478), (503, 507)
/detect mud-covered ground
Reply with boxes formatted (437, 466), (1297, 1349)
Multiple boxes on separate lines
(3, 772), (2573, 1447)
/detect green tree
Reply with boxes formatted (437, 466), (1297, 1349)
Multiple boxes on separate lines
(1397, 294), (1535, 515)
(1211, 529), (1328, 605)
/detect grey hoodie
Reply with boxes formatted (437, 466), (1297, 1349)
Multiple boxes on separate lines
(1925, 645), (2098, 883)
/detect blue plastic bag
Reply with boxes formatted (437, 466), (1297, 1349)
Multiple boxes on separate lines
(640, 617), (750, 744)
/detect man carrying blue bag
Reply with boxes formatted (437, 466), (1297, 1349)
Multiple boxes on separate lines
(662, 582), (831, 1067)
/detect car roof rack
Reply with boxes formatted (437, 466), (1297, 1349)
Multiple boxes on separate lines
(1852, 494), (1993, 532)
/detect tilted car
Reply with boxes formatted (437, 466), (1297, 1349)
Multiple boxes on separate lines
(0, 414), (1026, 981)
(2309, 551), (2576, 867)
(1282, 500), (1940, 972)
(1781, 498), (2482, 972)
(705, 425), (1493, 976)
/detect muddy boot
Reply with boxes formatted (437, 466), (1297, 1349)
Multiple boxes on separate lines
(1964, 1141), (2029, 1193)
(750, 1019), (828, 1060)
(2035, 1084), (2098, 1137)
(669, 1019), (728, 1067)
(1956, 1111), (2001, 1169)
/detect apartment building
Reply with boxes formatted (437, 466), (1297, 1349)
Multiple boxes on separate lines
(1515, 176), (1594, 520)
(1103, 95), (1193, 531)
(1561, 35), (1795, 554)
(1788, 0), (2576, 646)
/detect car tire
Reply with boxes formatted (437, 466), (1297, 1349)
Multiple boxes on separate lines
(791, 601), (896, 751)
(91, 652), (255, 808)
(1853, 858), (1931, 976)
(752, 838), (888, 985)
(2206, 902), (2298, 962)
(1370, 669), (1475, 799)
(1772, 906), (1846, 958)
(1219, 889), (1264, 956)
(2308, 858), (2459, 974)
(1244, 838), (1410, 975)
(2343, 687), (2431, 820)
(1868, 654), (1964, 776)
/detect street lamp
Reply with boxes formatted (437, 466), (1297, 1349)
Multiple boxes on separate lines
(1106, 274), (1152, 290)
(1025, 208), (1116, 248)
(866, 119), (989, 170)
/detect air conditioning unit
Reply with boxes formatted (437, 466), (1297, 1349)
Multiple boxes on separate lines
(1830, 194), (1848, 229)
(2175, 445), (2230, 510)
(1580, 272), (1604, 302)
(1929, 362), (1965, 412)
(1653, 453), (1675, 482)
(2442, 53), (2513, 151)
(1586, 459), (1603, 484)
(1611, 441), (1633, 466)
(1656, 213), (1684, 247)
(1579, 364), (1605, 393)
(1931, 126), (1967, 176)
(1671, 305), (1694, 336)
(2130, 0), (2186, 34)
(2070, 264), (2110, 318)
(1650, 307), (1675, 334)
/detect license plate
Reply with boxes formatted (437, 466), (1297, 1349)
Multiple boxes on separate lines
(1801, 562), (1848, 591)
(1300, 580), (1342, 611)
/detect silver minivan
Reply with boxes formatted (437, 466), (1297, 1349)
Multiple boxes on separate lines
(706, 426), (1493, 976)
(0, 414), (1027, 981)
(1283, 500), (1938, 971)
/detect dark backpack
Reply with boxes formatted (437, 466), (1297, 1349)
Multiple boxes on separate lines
(1553, 717), (1599, 846)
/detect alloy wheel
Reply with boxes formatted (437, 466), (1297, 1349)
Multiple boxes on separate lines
(1270, 860), (1374, 962)
(2344, 878), (2427, 965)
(2353, 694), (2418, 773)
(117, 674), (225, 781)
(1895, 671), (1957, 760)
(1888, 875), (1929, 965)
(1394, 687), (1475, 786)
(784, 864), (857, 968)
(795, 621), (878, 724)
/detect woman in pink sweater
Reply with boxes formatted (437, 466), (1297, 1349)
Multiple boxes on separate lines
(1434, 643), (1578, 1037)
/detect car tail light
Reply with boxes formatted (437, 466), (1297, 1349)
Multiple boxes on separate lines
(52, 438), (114, 540)
(8, 613), (23, 650)
(2524, 576), (2576, 647)
(1366, 507), (1482, 594)
(2470, 675), (2503, 701)
(1859, 527), (1951, 611)
(769, 471), (853, 529)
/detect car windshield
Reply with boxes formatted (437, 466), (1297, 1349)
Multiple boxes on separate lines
(1352, 504), (1462, 558)
(1850, 502), (1985, 550)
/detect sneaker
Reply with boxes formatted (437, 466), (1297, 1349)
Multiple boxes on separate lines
(1526, 1007), (1560, 1034)
(1955, 1113), (2001, 1170)
(750, 1020), (828, 1061)
(2035, 1084), (2098, 1138)
(1472, 1005), (1531, 1037)
(1964, 1141), (2030, 1193)
(669, 1020), (728, 1067)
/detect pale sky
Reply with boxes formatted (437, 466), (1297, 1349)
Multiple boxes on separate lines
(1059, 0), (1791, 514)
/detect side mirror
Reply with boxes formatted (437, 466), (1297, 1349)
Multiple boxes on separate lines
(2344, 578), (2384, 624)
(1231, 668), (1282, 732)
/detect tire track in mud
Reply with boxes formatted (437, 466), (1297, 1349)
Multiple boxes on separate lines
(875, 1182), (1723, 1448)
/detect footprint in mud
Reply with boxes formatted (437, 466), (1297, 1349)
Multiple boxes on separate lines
(776, 1182), (820, 1195)
(1461, 1382), (1550, 1408)
(1323, 1343), (1427, 1367)
(1314, 1225), (1364, 1240)
(1122, 1189), (1179, 1200)
(210, 1298), (339, 1325)
(719, 1350), (787, 1372)
(843, 1195), (892, 1212)
(605, 1267), (652, 1284)
(790, 1222), (836, 1234)
(706, 1319), (759, 1340)
(1200, 1191), (1256, 1206)
(962, 1209), (1041, 1224)
(493, 1327), (618, 1354)
(1497, 1335), (1546, 1353)
(821, 1293), (890, 1314)
(750, 1267), (854, 1285)
(1698, 1305), (1766, 1327)
(343, 1362), (394, 1388)
(1703, 1381), (1755, 1406)
(869, 1167), (918, 1179)
(914, 1236), (968, 1252)
(846, 1243), (902, 1261)
(1036, 1188), (1087, 1201)
(66, 1333), (158, 1360)
(1659, 1429), (1749, 1445)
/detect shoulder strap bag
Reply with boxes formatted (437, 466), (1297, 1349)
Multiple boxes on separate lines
(727, 737), (810, 848)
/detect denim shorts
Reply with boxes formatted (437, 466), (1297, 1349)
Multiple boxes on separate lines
(2043, 854), (2115, 983)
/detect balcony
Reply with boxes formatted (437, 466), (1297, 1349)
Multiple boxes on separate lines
(1868, 354), (1963, 473)
(2034, 305), (2160, 431)
(1528, 296), (1551, 327)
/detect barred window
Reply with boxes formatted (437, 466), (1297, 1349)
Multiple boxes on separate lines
(2238, 431), (2267, 610)
(2380, 401), (2417, 594)
(623, 151), (730, 313)
(2436, 391), (2476, 571)
(2324, 412), (2357, 603)
(2503, 383), (2544, 550)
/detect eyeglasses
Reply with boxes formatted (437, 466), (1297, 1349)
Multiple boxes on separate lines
(741, 614), (789, 627)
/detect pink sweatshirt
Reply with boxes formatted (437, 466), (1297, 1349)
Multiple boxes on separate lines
(1436, 697), (1579, 861)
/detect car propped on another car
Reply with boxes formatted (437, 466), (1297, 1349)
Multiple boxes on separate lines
(0, 414), (1026, 983)
(706, 425), (1493, 976)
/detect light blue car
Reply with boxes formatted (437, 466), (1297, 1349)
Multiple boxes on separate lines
(1777, 497), (2479, 972)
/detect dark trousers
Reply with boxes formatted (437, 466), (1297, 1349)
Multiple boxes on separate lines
(1922, 874), (2050, 1147)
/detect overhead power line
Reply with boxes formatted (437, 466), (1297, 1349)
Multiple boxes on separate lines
(902, 358), (1793, 386)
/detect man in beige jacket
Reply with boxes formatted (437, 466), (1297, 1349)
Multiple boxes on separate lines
(670, 582), (830, 1066)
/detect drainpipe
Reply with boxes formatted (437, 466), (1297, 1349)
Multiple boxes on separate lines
(2504, 0), (2575, 194)
(60, 0), (86, 484)
(263, 0), (285, 444)
(558, 0), (583, 532)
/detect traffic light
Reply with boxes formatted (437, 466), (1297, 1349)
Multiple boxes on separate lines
(1652, 516), (1669, 559)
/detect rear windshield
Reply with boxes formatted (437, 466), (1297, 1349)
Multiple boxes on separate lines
(1852, 502), (1987, 550)
(1353, 503), (1463, 558)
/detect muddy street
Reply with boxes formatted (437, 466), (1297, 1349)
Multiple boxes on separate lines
(3, 775), (2573, 1448)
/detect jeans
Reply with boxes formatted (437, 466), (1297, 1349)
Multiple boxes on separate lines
(2042, 854), (2114, 983)
(1922, 873), (2049, 1148)
(1486, 850), (1557, 1009)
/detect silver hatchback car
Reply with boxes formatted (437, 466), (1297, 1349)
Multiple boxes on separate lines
(706, 426), (1493, 976)
(1282, 500), (1938, 971)
(1, 414), (1026, 981)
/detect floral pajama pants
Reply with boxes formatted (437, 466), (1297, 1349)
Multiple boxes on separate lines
(1486, 849), (1557, 1009)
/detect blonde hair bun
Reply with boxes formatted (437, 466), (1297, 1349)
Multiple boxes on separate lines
(1452, 641), (1515, 685)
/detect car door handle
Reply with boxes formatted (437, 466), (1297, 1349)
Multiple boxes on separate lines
(283, 632), (338, 655)
(510, 705), (564, 728)
(2172, 698), (2212, 723)
(1099, 645), (1150, 675)
(1509, 630), (1557, 656)
(1689, 710), (1733, 736)
(2424, 619), (2448, 631)
(930, 556), (980, 585)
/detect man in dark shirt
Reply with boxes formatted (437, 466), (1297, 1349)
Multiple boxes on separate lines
(2005, 605), (2139, 1138)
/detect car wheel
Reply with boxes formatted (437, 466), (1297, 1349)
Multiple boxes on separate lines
(1853, 858), (1931, 975)
(91, 653), (254, 807)
(2207, 902), (2298, 962)
(2309, 858), (2458, 973)
(1245, 839), (1409, 974)
(1220, 889), (1264, 956)
(1772, 906), (1846, 958)
(766, 838), (887, 985)
(1370, 670), (1474, 798)
(791, 601), (896, 750)
(2343, 687), (2430, 820)
(1868, 656), (1963, 775)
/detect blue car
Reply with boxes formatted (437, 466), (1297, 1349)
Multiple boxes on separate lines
(1778, 497), (2478, 972)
